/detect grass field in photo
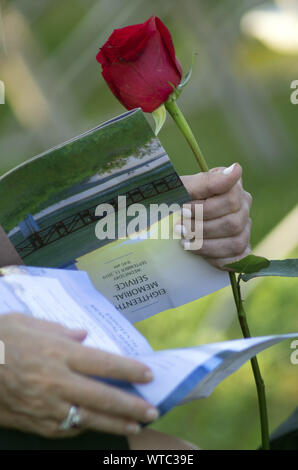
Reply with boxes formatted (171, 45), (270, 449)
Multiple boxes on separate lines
(1, 109), (189, 267)
(0, 109), (154, 232)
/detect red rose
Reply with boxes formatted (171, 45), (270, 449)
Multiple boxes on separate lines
(96, 15), (182, 113)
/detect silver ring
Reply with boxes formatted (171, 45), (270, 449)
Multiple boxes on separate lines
(59, 405), (81, 431)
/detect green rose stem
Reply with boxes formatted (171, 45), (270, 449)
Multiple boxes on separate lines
(165, 97), (270, 450)
(165, 99), (209, 172)
(229, 274), (270, 450)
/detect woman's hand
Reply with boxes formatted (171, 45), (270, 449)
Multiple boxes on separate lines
(180, 163), (252, 269)
(0, 313), (158, 438)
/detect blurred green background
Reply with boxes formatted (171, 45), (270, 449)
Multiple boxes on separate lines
(0, 0), (297, 449)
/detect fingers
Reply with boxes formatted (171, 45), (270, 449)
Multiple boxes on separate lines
(62, 373), (159, 424)
(182, 199), (250, 240)
(36, 404), (144, 438)
(187, 182), (248, 220)
(202, 201), (250, 239)
(0, 404), (81, 439)
(42, 402), (143, 438)
(22, 406), (144, 439)
(67, 345), (153, 384)
(37, 321), (87, 342)
(7, 314), (87, 342)
(181, 163), (242, 200)
(179, 164), (252, 269)
(182, 219), (251, 259)
(207, 246), (251, 270)
(42, 398), (148, 438)
(78, 408), (142, 436)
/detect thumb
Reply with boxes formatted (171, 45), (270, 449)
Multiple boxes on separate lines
(181, 163), (242, 200)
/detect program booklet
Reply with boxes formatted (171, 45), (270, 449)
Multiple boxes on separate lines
(0, 108), (229, 323)
(0, 265), (296, 417)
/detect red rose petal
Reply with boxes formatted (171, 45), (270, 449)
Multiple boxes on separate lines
(155, 16), (183, 77)
(96, 16), (183, 112)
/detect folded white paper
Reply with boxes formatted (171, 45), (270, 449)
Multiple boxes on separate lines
(0, 266), (296, 418)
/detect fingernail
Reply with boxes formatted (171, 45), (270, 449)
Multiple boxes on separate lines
(223, 163), (236, 175)
(174, 224), (187, 237)
(181, 207), (192, 218)
(145, 408), (159, 421)
(126, 423), (141, 434)
(144, 370), (154, 381)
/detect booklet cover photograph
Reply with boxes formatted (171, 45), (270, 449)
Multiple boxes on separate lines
(0, 109), (190, 268)
(0, 108), (229, 323)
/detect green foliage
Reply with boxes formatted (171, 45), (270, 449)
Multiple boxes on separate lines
(152, 104), (167, 136)
(224, 254), (270, 274)
(138, 272), (298, 449)
(0, 111), (153, 232)
(242, 259), (298, 282)
(177, 53), (196, 91)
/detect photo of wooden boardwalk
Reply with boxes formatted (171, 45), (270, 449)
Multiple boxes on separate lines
(1, 110), (190, 268)
(14, 169), (185, 261)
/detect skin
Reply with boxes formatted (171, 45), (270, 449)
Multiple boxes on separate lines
(0, 163), (251, 448)
(0, 314), (158, 439)
(180, 163), (252, 269)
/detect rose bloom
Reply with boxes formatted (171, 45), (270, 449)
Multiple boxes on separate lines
(96, 15), (182, 112)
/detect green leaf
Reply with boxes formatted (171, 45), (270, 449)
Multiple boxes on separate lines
(152, 104), (166, 136)
(178, 66), (192, 90)
(241, 259), (298, 282)
(224, 254), (270, 274)
(177, 67), (192, 90)
(167, 53), (197, 102)
(178, 52), (197, 90)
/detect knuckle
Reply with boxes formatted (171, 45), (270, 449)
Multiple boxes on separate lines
(43, 342), (64, 360)
(39, 376), (59, 396)
(225, 213), (242, 235)
(232, 234), (248, 255)
(205, 172), (214, 197)
(23, 374), (55, 409)
(245, 191), (253, 208)
(202, 198), (210, 217)
(26, 372), (64, 404)
(226, 199), (250, 235)
(22, 372), (45, 394)
(227, 190), (240, 213)
(206, 173), (218, 197)
(238, 205), (249, 229)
